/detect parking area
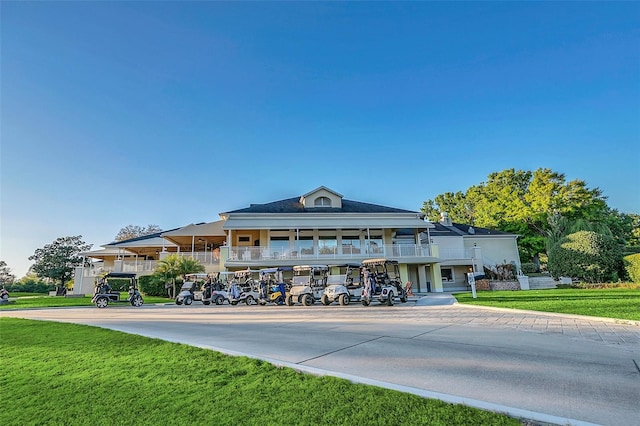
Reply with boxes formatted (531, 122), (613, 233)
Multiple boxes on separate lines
(2, 301), (639, 426)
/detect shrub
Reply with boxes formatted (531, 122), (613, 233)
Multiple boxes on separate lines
(138, 275), (168, 297)
(483, 262), (515, 281)
(548, 231), (621, 283)
(624, 253), (640, 283)
(5, 277), (55, 293)
(520, 262), (539, 274)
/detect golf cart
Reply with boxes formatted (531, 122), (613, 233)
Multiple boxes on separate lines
(227, 269), (262, 305)
(360, 258), (407, 306)
(210, 272), (235, 305)
(92, 272), (144, 308)
(257, 267), (292, 305)
(175, 273), (212, 305)
(287, 265), (329, 306)
(321, 263), (362, 306)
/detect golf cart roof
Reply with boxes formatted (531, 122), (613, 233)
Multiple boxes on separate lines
(185, 273), (209, 279)
(259, 267), (293, 273)
(234, 269), (259, 277)
(328, 263), (361, 269)
(362, 258), (398, 266)
(104, 272), (137, 279)
(293, 265), (329, 272)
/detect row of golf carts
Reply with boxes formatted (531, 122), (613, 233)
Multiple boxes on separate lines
(175, 258), (408, 307)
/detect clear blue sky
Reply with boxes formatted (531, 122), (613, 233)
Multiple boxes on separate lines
(2, 2), (639, 278)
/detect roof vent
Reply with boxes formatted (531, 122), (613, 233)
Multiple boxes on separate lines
(440, 212), (453, 227)
(468, 226), (475, 234)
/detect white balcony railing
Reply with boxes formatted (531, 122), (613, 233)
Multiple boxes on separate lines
(438, 248), (473, 260)
(228, 244), (433, 262)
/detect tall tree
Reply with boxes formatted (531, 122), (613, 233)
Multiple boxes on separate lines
(28, 236), (92, 292)
(115, 224), (162, 241)
(0, 261), (16, 286)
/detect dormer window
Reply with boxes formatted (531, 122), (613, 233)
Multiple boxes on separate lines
(314, 196), (331, 207)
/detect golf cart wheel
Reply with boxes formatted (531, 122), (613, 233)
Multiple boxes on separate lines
(95, 296), (109, 308)
(215, 296), (224, 305)
(184, 297), (193, 306)
(286, 295), (294, 306)
(203, 300), (211, 305)
(400, 289), (407, 303)
(321, 295), (330, 305)
(175, 299), (183, 305)
(131, 295), (144, 307)
(339, 294), (350, 306)
(246, 295), (255, 305)
(386, 292), (394, 306)
(302, 294), (313, 306)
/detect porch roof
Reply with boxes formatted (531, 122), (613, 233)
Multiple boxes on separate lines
(161, 220), (226, 246)
(106, 236), (177, 248)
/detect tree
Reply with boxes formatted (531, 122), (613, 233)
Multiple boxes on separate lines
(152, 254), (205, 298)
(547, 231), (621, 283)
(115, 224), (162, 241)
(28, 236), (92, 293)
(421, 168), (614, 263)
(0, 261), (16, 286)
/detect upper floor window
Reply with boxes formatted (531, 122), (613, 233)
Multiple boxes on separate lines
(314, 196), (331, 207)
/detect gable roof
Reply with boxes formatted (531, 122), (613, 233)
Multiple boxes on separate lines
(301, 186), (343, 199)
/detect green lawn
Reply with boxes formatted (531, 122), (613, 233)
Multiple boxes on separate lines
(454, 288), (640, 321)
(0, 293), (171, 309)
(0, 318), (519, 426)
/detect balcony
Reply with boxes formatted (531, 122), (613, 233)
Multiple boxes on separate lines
(227, 244), (433, 263)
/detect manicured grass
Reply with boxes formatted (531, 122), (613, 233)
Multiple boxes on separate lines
(0, 318), (519, 426)
(454, 288), (640, 321)
(6, 292), (48, 297)
(0, 294), (171, 309)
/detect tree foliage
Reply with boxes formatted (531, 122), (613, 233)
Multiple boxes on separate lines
(0, 261), (16, 286)
(115, 224), (162, 241)
(28, 236), (92, 289)
(422, 168), (634, 262)
(151, 254), (205, 297)
(624, 253), (640, 283)
(547, 231), (621, 283)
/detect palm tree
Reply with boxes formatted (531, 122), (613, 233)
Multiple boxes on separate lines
(154, 254), (205, 298)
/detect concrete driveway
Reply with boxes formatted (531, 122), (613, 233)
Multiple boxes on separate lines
(2, 298), (639, 426)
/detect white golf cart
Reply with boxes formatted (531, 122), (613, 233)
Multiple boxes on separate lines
(210, 272), (236, 305)
(175, 273), (212, 305)
(228, 269), (261, 305)
(321, 263), (362, 306)
(361, 258), (408, 306)
(286, 265), (329, 306)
